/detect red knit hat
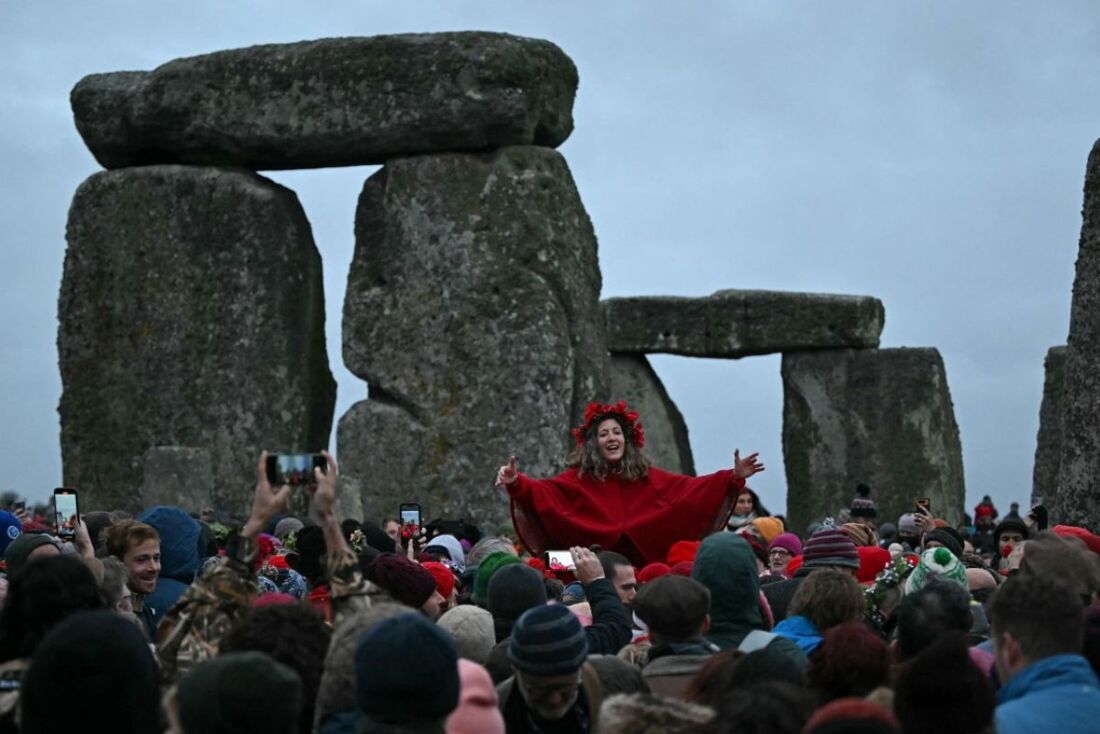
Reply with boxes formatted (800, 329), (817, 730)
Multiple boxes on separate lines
(365, 554), (438, 608)
(856, 545), (893, 584)
(422, 561), (456, 599)
(670, 561), (694, 576)
(666, 540), (701, 566)
(805, 698), (899, 734)
(637, 562), (671, 584)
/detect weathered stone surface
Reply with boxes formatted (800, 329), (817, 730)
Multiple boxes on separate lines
(71, 32), (578, 170)
(341, 146), (608, 525)
(782, 348), (965, 535)
(608, 353), (694, 475)
(139, 447), (214, 513)
(603, 290), (884, 358)
(1058, 139), (1100, 528)
(1033, 346), (1066, 508)
(60, 166), (336, 515)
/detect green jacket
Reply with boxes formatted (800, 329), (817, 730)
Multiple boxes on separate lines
(691, 532), (807, 670)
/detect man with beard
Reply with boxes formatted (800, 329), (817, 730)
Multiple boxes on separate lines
(106, 520), (162, 639)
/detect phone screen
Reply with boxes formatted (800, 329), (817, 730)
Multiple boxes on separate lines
(399, 505), (422, 527)
(54, 489), (78, 540)
(266, 454), (325, 487)
(545, 550), (576, 570)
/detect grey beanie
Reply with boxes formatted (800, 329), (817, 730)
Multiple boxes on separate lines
(4, 533), (60, 576)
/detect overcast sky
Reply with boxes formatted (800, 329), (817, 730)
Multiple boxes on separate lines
(3, 1), (1099, 518)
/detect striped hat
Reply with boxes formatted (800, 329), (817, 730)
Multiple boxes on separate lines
(803, 528), (860, 570)
(905, 547), (967, 594)
(507, 603), (589, 676)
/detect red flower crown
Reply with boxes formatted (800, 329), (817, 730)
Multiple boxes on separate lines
(572, 400), (645, 449)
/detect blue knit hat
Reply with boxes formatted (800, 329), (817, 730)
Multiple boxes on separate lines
(355, 612), (459, 724)
(0, 512), (22, 557)
(507, 603), (589, 676)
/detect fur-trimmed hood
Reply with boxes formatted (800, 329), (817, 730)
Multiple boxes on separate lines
(598, 693), (714, 734)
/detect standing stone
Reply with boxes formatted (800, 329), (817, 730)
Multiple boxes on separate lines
(608, 353), (694, 475)
(1058, 140), (1100, 528)
(603, 290), (884, 358)
(71, 32), (578, 170)
(782, 348), (965, 535)
(60, 166), (336, 514)
(139, 447), (214, 513)
(1033, 346), (1066, 508)
(340, 146), (608, 525)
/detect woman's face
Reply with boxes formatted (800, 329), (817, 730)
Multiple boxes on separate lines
(735, 492), (754, 516)
(769, 547), (792, 573)
(596, 418), (626, 464)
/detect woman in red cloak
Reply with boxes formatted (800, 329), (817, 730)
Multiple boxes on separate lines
(495, 400), (765, 567)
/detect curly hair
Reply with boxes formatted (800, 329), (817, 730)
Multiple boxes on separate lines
(789, 569), (865, 633)
(220, 603), (332, 734)
(807, 621), (889, 702)
(567, 414), (650, 482)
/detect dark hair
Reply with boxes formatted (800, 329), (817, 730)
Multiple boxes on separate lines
(989, 574), (1084, 662)
(598, 551), (634, 581)
(567, 414), (651, 482)
(896, 580), (973, 661)
(220, 603), (332, 734)
(807, 622), (889, 703)
(711, 681), (815, 734)
(0, 555), (104, 661)
(633, 575), (710, 642)
(788, 569), (865, 632)
(586, 654), (651, 696)
(894, 633), (993, 734)
(727, 648), (806, 690)
(735, 487), (771, 517)
(685, 650), (745, 709)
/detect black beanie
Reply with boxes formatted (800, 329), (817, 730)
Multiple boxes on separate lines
(362, 523), (397, 554)
(179, 651), (302, 734)
(488, 563), (548, 623)
(355, 612), (459, 724)
(21, 611), (160, 734)
(924, 528), (965, 560)
(288, 525), (327, 581)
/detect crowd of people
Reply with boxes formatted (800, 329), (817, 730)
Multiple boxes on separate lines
(1, 407), (1100, 732)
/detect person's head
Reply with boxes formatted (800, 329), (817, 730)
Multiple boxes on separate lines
(0, 554), (103, 662)
(990, 573), (1085, 682)
(801, 528), (860, 574)
(849, 483), (878, 526)
(1018, 531), (1100, 604)
(314, 603), (408, 730)
(788, 569), (865, 633)
(448, 659), (505, 734)
(100, 556), (134, 614)
(381, 518), (401, 543)
(598, 693), (714, 734)
(894, 633), (994, 734)
(994, 518), (1029, 555)
(897, 513), (922, 543)
(471, 551), (522, 606)
(487, 563), (547, 626)
(767, 533), (802, 575)
(803, 699), (900, 734)
(807, 622), (889, 703)
(105, 519), (161, 596)
(734, 487), (768, 517)
(598, 551), (638, 607)
(586, 654), (650, 696)
(220, 603), (331, 734)
(691, 533), (765, 641)
(437, 604), (496, 665)
(2, 533), (60, 577)
(356, 613), (459, 726)
(364, 554), (443, 618)
(684, 649), (744, 708)
(567, 401), (650, 482)
(710, 681), (815, 734)
(171, 651), (301, 734)
(896, 580), (973, 661)
(922, 527), (965, 559)
(632, 575), (710, 645)
(508, 603), (589, 721)
(466, 536), (517, 569)
(21, 610), (159, 734)
(904, 547), (967, 595)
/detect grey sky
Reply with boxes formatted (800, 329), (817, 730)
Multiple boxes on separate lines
(3, 1), (1098, 520)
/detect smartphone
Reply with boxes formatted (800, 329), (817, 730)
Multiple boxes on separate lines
(53, 488), (79, 541)
(265, 453), (326, 487)
(399, 502), (422, 529)
(545, 549), (576, 570)
(915, 497), (931, 514)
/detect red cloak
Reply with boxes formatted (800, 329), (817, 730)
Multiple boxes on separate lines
(506, 466), (744, 567)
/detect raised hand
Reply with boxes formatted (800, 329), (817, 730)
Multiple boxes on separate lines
(311, 450), (339, 519)
(243, 451), (292, 538)
(733, 450), (765, 479)
(571, 546), (605, 584)
(496, 455), (518, 487)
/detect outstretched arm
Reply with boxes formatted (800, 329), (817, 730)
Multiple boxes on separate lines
(733, 450), (765, 481)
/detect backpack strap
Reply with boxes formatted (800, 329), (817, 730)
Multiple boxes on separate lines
(738, 629), (778, 653)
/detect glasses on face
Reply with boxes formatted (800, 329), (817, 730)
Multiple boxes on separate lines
(769, 549), (791, 558)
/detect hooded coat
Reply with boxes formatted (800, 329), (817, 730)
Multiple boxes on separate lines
(139, 506), (203, 627)
(996, 654), (1100, 734)
(690, 533), (807, 669)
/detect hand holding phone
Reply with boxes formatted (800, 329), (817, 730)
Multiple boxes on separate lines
(265, 453), (326, 488)
(545, 550), (576, 571)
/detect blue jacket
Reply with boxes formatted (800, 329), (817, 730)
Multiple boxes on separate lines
(772, 614), (823, 655)
(996, 654), (1100, 734)
(138, 506), (202, 627)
